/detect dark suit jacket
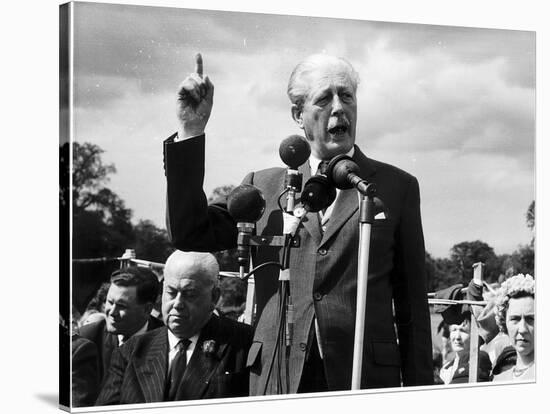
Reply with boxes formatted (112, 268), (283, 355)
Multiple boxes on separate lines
(79, 315), (164, 384)
(441, 350), (492, 384)
(164, 135), (433, 394)
(72, 335), (100, 407)
(95, 315), (253, 405)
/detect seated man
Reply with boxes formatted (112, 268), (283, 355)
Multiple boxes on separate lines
(96, 251), (253, 405)
(79, 266), (163, 384)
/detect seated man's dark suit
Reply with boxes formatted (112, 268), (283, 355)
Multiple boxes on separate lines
(95, 314), (253, 405)
(79, 315), (164, 384)
(164, 135), (433, 394)
(72, 335), (100, 407)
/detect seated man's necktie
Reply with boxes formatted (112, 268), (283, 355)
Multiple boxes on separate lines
(167, 338), (191, 401)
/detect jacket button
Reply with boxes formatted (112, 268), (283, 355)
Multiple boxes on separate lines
(313, 292), (322, 301)
(299, 342), (307, 351)
(318, 248), (327, 256)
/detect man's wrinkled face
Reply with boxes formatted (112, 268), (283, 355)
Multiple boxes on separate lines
(162, 270), (216, 339)
(104, 284), (150, 336)
(293, 62), (357, 159)
(449, 320), (471, 355)
(506, 296), (535, 359)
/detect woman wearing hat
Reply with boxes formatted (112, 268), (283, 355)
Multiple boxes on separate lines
(438, 312), (492, 384)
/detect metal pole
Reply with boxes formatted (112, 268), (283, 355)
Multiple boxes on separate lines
(351, 194), (374, 390)
(468, 262), (484, 383)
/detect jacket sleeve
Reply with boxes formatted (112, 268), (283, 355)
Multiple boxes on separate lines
(391, 175), (434, 386)
(164, 134), (238, 252)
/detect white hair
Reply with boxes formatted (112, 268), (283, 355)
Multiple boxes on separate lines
(287, 54), (360, 109)
(164, 250), (219, 287)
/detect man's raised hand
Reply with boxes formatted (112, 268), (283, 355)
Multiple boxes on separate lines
(176, 53), (214, 139)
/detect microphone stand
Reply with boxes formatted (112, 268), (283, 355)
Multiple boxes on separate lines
(238, 213), (302, 395)
(351, 183), (377, 390)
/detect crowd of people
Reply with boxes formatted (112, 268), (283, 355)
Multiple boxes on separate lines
(71, 265), (535, 406)
(432, 274), (535, 385)
(70, 52), (535, 407)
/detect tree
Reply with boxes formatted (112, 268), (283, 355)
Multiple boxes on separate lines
(506, 201), (535, 276)
(133, 220), (174, 264)
(449, 240), (500, 284)
(73, 142), (117, 214)
(425, 252), (461, 292)
(526, 200), (535, 233)
(72, 142), (135, 259)
(208, 184), (235, 203)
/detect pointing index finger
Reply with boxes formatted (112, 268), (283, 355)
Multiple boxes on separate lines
(195, 53), (203, 77)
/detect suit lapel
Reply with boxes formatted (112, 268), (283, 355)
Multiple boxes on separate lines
(133, 327), (168, 403)
(176, 316), (226, 400)
(319, 147), (377, 247)
(102, 328), (118, 379)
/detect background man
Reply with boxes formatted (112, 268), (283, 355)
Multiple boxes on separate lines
(164, 53), (433, 393)
(79, 266), (163, 384)
(96, 251), (253, 405)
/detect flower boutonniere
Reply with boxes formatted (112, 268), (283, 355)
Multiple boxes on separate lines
(202, 340), (218, 356)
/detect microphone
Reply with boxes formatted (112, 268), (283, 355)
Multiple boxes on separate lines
(325, 155), (388, 218)
(227, 184), (266, 278)
(279, 135), (311, 213)
(300, 175), (337, 213)
(326, 154), (370, 195)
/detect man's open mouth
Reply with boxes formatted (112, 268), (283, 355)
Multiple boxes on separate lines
(328, 125), (348, 135)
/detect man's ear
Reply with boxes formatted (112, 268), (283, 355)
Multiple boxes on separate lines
(291, 104), (304, 129)
(211, 286), (221, 305)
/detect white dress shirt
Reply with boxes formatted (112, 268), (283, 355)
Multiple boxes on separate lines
(308, 147), (355, 230)
(167, 329), (200, 371)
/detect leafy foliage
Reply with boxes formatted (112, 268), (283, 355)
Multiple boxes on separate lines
(70, 142), (172, 311)
(207, 184), (235, 203)
(427, 200), (535, 291)
(207, 185), (240, 272)
(449, 240), (500, 283)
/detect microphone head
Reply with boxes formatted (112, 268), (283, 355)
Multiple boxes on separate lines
(279, 135), (311, 169)
(327, 154), (361, 190)
(227, 184), (266, 223)
(300, 175), (337, 213)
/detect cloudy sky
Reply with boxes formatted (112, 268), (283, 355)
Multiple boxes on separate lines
(71, 2), (535, 259)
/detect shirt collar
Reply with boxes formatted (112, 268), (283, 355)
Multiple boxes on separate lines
(167, 328), (200, 351)
(309, 146), (355, 176)
(117, 320), (149, 346)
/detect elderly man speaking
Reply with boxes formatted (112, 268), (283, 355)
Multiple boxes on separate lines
(164, 53), (433, 394)
(96, 251), (253, 405)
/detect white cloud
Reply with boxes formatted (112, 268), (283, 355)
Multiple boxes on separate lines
(71, 6), (535, 258)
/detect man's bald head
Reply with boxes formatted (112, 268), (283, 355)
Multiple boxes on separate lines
(164, 250), (219, 288)
(162, 251), (220, 338)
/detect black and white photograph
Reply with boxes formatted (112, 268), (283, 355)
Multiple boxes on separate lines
(60, 0), (538, 410)
(4, 1), (547, 414)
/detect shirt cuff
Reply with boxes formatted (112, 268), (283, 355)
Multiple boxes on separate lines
(174, 132), (204, 142)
